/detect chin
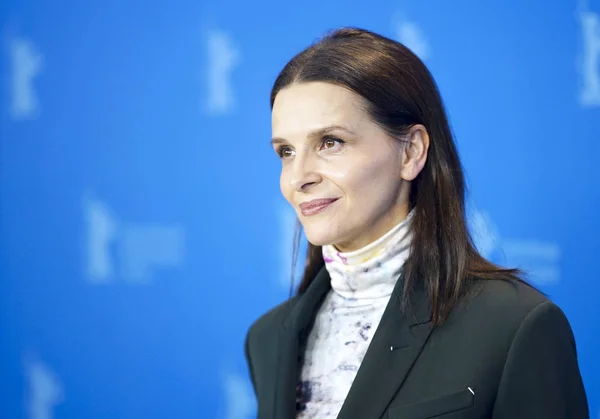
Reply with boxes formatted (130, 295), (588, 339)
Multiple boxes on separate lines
(306, 237), (333, 247)
(302, 225), (341, 247)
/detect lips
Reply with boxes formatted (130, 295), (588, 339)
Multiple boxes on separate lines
(299, 198), (339, 216)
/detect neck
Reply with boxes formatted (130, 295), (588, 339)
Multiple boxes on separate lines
(322, 211), (413, 299)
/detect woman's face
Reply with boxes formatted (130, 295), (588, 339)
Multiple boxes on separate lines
(271, 82), (411, 252)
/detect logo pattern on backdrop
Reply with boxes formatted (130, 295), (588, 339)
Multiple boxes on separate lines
(84, 195), (185, 284)
(221, 371), (255, 419)
(577, 0), (600, 106)
(7, 34), (43, 121)
(393, 15), (430, 61)
(205, 29), (240, 116)
(24, 353), (63, 419)
(469, 208), (561, 285)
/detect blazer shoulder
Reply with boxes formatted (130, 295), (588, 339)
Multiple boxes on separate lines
(458, 277), (553, 329)
(244, 296), (300, 397)
(246, 295), (300, 343)
(471, 276), (548, 307)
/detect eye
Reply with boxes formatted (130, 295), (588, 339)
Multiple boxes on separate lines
(320, 136), (344, 151)
(277, 146), (294, 159)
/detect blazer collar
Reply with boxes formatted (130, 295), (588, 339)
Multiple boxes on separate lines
(271, 266), (433, 419)
(270, 266), (331, 419)
(337, 274), (433, 419)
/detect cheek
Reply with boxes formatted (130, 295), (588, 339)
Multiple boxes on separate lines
(339, 159), (398, 201)
(336, 163), (379, 195)
(279, 169), (292, 202)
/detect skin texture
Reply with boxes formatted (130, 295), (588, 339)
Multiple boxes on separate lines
(271, 82), (430, 252)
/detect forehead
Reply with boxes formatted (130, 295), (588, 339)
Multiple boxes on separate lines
(271, 82), (369, 137)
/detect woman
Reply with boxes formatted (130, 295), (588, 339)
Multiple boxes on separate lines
(244, 27), (589, 418)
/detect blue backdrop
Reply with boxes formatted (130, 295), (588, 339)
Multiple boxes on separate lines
(1, 1), (598, 418)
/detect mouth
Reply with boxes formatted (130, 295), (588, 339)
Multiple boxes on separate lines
(299, 198), (339, 216)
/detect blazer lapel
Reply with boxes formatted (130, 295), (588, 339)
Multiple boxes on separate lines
(337, 277), (434, 419)
(271, 267), (332, 419)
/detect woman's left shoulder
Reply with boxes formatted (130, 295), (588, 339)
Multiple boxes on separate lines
(468, 277), (547, 306)
(456, 277), (563, 329)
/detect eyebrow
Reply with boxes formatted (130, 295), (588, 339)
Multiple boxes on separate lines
(270, 125), (356, 146)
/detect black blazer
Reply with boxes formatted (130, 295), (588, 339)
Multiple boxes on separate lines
(244, 267), (589, 418)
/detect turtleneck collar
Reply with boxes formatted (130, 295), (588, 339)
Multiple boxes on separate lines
(322, 211), (413, 300)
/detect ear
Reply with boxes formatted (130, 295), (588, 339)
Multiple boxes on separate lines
(400, 124), (430, 181)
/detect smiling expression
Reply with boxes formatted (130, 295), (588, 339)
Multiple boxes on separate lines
(271, 82), (412, 252)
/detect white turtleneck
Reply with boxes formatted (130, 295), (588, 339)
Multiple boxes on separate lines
(295, 212), (413, 417)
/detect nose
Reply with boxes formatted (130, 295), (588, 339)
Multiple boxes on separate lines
(289, 155), (321, 192)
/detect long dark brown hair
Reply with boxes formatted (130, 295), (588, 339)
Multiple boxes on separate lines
(271, 27), (525, 326)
